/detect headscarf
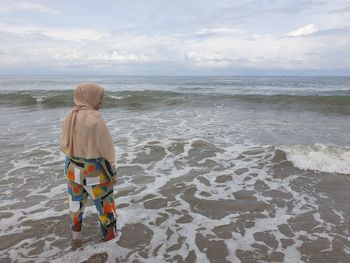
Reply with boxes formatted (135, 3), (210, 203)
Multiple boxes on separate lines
(59, 82), (115, 164)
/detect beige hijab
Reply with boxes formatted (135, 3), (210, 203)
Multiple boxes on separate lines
(59, 82), (115, 164)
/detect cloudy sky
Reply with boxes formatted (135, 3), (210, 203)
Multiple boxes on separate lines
(0, 0), (350, 75)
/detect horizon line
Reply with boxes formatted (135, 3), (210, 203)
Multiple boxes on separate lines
(0, 74), (350, 78)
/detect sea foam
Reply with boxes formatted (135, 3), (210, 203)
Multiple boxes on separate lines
(278, 144), (350, 174)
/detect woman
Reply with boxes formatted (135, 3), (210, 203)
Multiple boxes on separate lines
(59, 82), (117, 241)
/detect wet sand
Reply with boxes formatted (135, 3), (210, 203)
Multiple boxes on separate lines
(1, 143), (350, 263)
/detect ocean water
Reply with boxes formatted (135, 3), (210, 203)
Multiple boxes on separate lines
(0, 75), (349, 262)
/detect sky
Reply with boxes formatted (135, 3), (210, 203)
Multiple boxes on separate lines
(0, 0), (350, 76)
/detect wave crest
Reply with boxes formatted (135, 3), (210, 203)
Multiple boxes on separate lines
(277, 144), (350, 175)
(0, 90), (349, 114)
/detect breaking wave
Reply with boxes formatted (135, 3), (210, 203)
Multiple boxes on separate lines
(276, 144), (350, 175)
(0, 90), (349, 114)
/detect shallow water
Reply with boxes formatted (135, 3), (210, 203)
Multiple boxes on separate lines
(0, 76), (350, 262)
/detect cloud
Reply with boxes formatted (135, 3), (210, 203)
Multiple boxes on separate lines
(185, 27), (350, 70)
(1, 24), (350, 74)
(0, 1), (58, 14)
(2, 24), (349, 73)
(0, 23), (104, 41)
(0, 1), (349, 74)
(88, 51), (151, 63)
(43, 29), (104, 41)
(287, 24), (318, 37)
(328, 3), (350, 13)
(0, 23), (40, 35)
(195, 27), (241, 36)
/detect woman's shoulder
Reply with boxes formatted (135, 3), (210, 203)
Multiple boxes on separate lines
(88, 110), (102, 118)
(85, 110), (106, 127)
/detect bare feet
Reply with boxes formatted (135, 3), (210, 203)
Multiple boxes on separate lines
(105, 228), (117, 241)
(72, 231), (82, 240)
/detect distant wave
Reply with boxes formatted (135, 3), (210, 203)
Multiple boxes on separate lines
(276, 144), (350, 175)
(0, 90), (349, 114)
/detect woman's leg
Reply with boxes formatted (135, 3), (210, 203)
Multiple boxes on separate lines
(84, 181), (117, 241)
(67, 178), (88, 239)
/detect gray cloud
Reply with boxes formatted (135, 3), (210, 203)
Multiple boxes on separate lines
(0, 0), (349, 75)
(330, 7), (350, 13)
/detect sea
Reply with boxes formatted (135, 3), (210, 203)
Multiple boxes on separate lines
(0, 75), (349, 263)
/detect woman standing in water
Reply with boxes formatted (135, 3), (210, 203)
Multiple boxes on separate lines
(59, 82), (117, 241)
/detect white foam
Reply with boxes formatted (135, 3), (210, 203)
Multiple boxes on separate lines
(278, 144), (350, 175)
(109, 95), (130, 100)
(3, 105), (350, 262)
(32, 95), (48, 102)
